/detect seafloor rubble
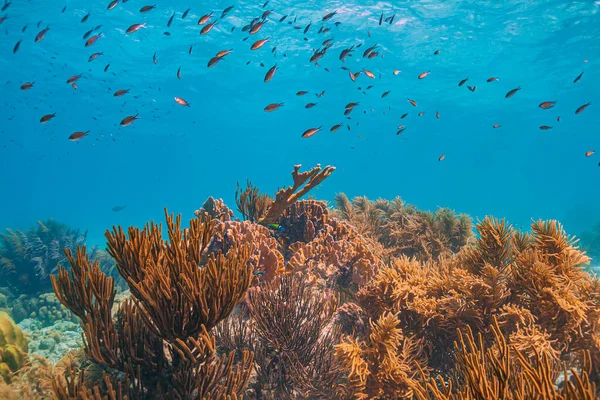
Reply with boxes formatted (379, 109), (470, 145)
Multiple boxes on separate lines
(0, 164), (598, 399)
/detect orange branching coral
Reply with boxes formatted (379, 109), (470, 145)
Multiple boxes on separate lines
(333, 194), (473, 261)
(353, 217), (600, 383)
(335, 312), (426, 399)
(50, 210), (255, 399)
(412, 318), (598, 400)
(258, 164), (335, 225)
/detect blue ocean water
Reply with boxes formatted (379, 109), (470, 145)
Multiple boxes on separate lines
(0, 0), (599, 247)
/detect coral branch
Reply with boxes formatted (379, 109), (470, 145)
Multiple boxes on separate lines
(258, 164), (335, 225)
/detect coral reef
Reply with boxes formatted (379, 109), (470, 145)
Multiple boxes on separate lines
(333, 194), (473, 261)
(343, 217), (600, 398)
(6, 292), (78, 326)
(3, 164), (600, 399)
(0, 219), (88, 296)
(411, 317), (597, 399)
(19, 318), (82, 363)
(0, 311), (28, 384)
(50, 211), (254, 398)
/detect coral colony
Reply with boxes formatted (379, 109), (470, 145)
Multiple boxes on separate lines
(0, 164), (599, 399)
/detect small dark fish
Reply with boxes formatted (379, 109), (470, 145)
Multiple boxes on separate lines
(264, 64), (277, 82)
(323, 11), (337, 21)
(107, 0), (119, 10)
(22, 25), (27, 32)
(85, 34), (102, 47)
(114, 89), (129, 97)
(264, 102), (284, 112)
(167, 13), (174, 27)
(302, 126), (321, 138)
(12, 39), (21, 53)
(174, 97), (190, 106)
(304, 23), (311, 34)
(434, 49), (440, 55)
(574, 71), (583, 83)
(69, 131), (90, 141)
(126, 23), (146, 34)
(40, 113), (56, 123)
(182, 7), (190, 19)
(468, 85), (476, 92)
(575, 102), (591, 114)
(120, 113), (139, 127)
(458, 77), (468, 86)
(378, 13), (383, 26)
(539, 125), (552, 130)
(1, 1), (10, 11)
(261, 9), (272, 19)
(436, 111), (440, 119)
(401, 113), (408, 119)
(250, 20), (265, 34)
(66, 74), (83, 84)
(198, 12), (212, 24)
(81, 13), (90, 23)
(62, 5), (66, 13)
(493, 124), (501, 129)
(381, 90), (390, 98)
(112, 205), (127, 212)
(140, 5), (156, 13)
(153, 52), (158, 64)
(539, 101), (556, 109)
(251, 37), (270, 50)
(201, 21), (217, 34)
(207, 56), (223, 68)
(486, 77), (498, 82)
(216, 49), (232, 57)
(88, 52), (103, 62)
(104, 64), (110, 72)
(83, 28), (94, 39)
(163, 31), (171, 36)
(177, 66), (181, 79)
(297, 91), (308, 96)
(221, 5), (234, 18)
(330, 123), (343, 132)
(505, 86), (521, 98)
(305, 103), (317, 109)
(34, 26), (50, 42)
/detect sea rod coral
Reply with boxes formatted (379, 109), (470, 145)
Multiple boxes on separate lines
(50, 211), (254, 399)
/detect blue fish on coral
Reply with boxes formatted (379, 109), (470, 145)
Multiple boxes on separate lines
(267, 223), (285, 232)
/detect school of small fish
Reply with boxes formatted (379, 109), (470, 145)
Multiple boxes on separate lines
(2, 1), (597, 166)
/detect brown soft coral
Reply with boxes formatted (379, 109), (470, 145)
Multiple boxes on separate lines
(353, 217), (600, 383)
(333, 194), (473, 262)
(335, 312), (426, 399)
(412, 318), (597, 400)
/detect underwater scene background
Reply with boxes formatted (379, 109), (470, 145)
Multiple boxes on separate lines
(1, 0), (600, 398)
